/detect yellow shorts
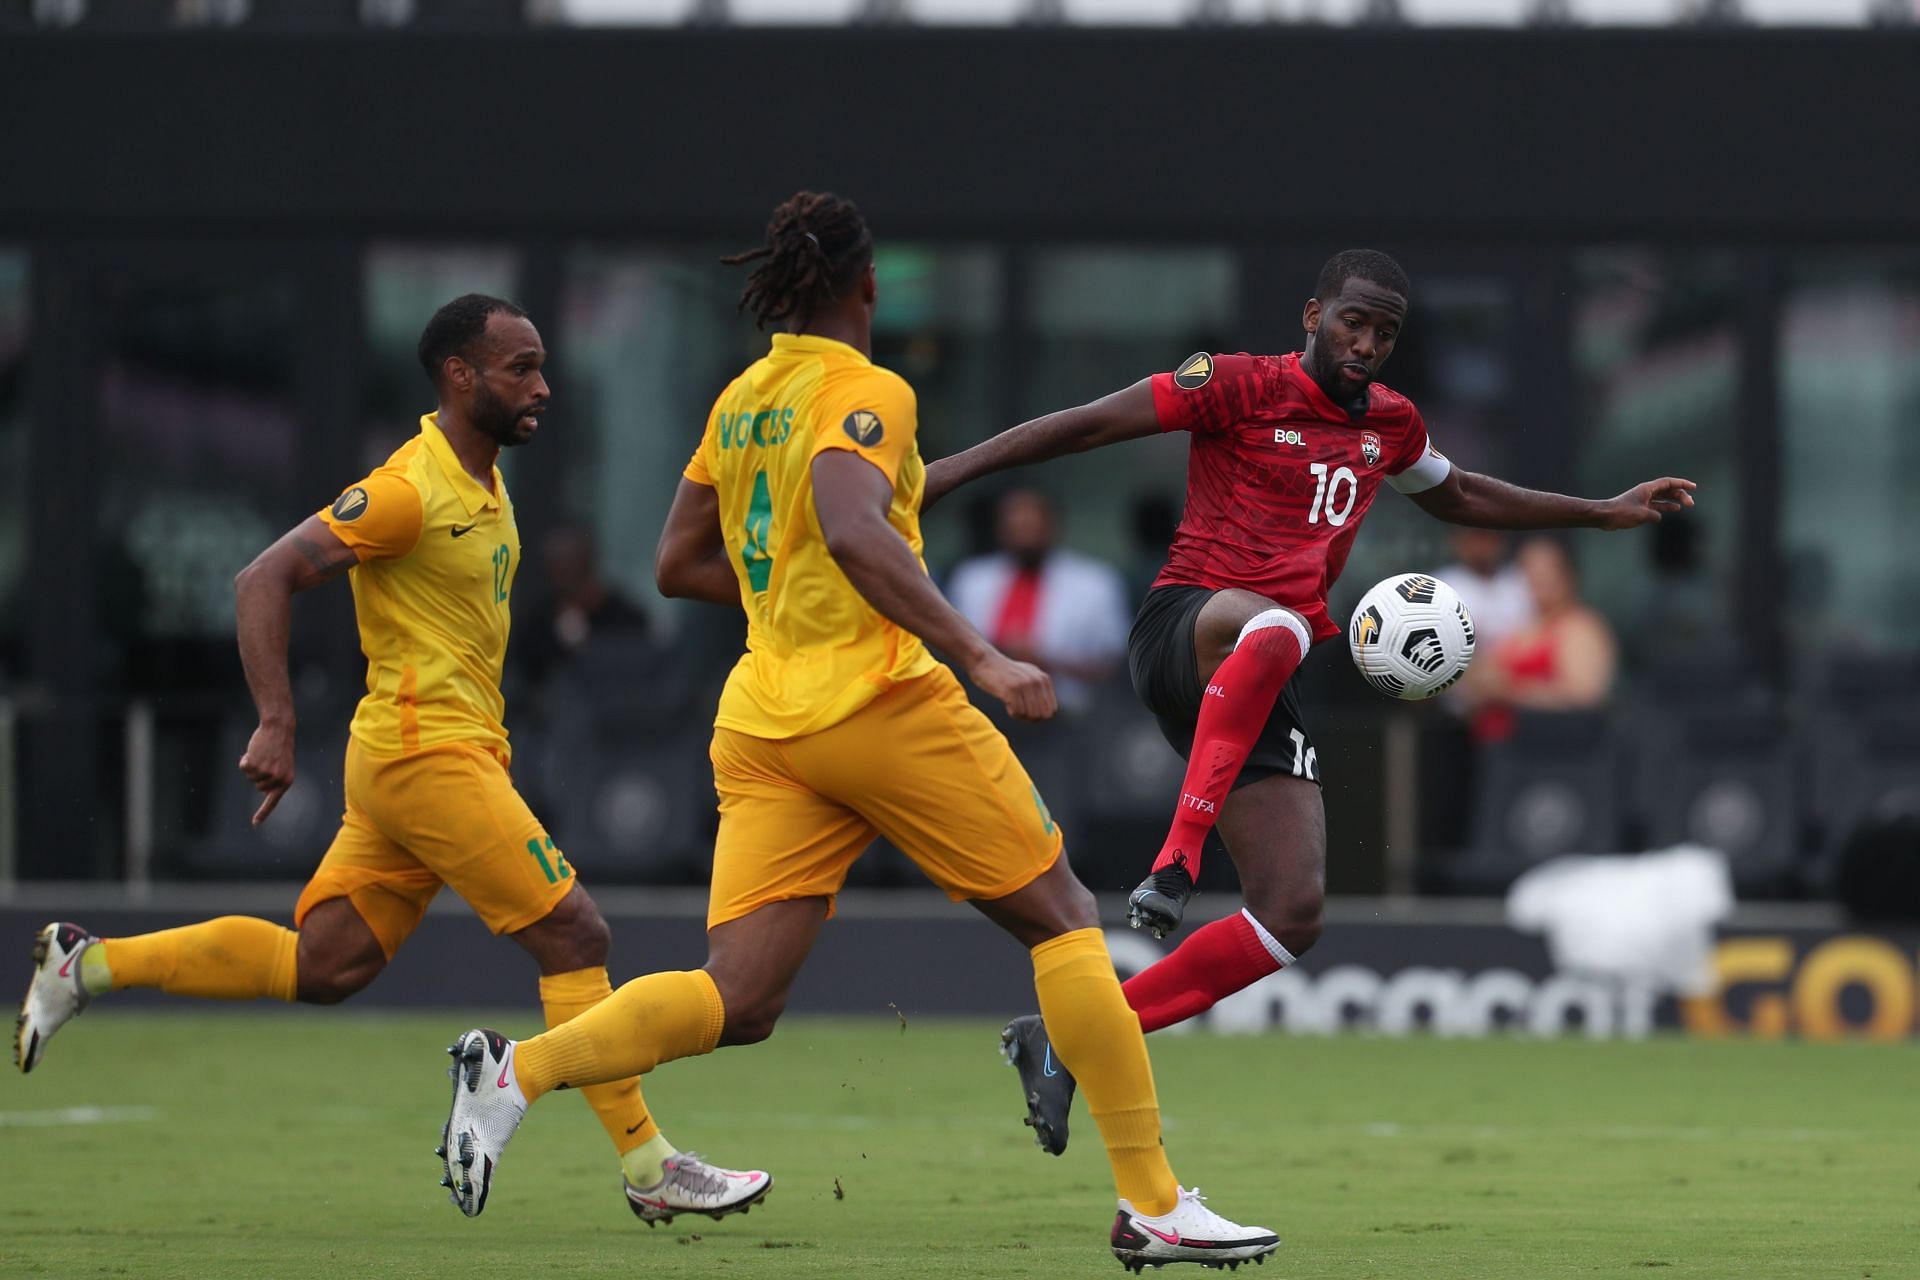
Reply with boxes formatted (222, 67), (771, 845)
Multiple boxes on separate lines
(294, 738), (575, 958)
(706, 666), (1064, 929)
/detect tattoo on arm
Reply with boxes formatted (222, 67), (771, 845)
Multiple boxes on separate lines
(290, 535), (357, 585)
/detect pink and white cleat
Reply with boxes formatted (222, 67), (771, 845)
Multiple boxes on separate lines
(436, 1028), (527, 1218)
(1111, 1186), (1280, 1272)
(15, 922), (97, 1074)
(624, 1152), (773, 1226)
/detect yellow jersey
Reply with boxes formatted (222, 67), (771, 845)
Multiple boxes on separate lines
(685, 332), (938, 739)
(318, 414), (519, 758)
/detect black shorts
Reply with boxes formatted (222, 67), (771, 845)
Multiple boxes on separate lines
(1126, 584), (1321, 790)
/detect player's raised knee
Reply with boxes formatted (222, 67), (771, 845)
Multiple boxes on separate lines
(1244, 893), (1323, 959)
(1236, 606), (1313, 661)
(718, 991), (786, 1046)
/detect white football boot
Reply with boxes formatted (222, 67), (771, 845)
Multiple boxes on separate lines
(1110, 1186), (1281, 1272)
(624, 1152), (773, 1226)
(437, 1028), (528, 1217)
(15, 922), (97, 1073)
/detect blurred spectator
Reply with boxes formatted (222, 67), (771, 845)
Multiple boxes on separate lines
(1460, 537), (1617, 742)
(1125, 492), (1181, 608)
(1435, 527), (1535, 657)
(515, 520), (651, 686)
(947, 486), (1130, 713)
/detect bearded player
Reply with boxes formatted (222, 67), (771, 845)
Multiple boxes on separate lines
(14, 295), (765, 1224)
(431, 193), (1280, 1271)
(923, 250), (1695, 1154)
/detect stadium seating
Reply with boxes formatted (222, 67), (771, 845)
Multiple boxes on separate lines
(534, 634), (716, 880)
(1634, 706), (1801, 897)
(1437, 711), (1621, 892)
(179, 708), (353, 879)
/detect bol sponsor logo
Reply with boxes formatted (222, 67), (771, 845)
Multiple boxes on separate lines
(1204, 683), (1227, 698)
(1273, 429), (1308, 447)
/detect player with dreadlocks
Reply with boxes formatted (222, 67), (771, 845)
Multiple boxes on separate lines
(430, 191), (1281, 1271)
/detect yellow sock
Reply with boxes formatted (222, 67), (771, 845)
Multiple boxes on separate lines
(99, 917), (298, 1002)
(1031, 928), (1179, 1216)
(539, 967), (670, 1168)
(621, 1133), (679, 1188)
(515, 969), (724, 1104)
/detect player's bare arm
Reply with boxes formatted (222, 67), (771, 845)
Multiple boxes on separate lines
(1408, 468), (1697, 532)
(655, 477), (746, 607)
(921, 378), (1161, 512)
(232, 514), (359, 824)
(811, 449), (1056, 722)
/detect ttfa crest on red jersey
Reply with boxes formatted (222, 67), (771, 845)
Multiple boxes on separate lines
(1360, 431), (1383, 468)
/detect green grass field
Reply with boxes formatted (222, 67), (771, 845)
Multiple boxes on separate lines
(2, 1013), (1914, 1279)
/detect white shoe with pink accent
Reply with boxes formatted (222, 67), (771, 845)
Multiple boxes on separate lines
(14, 922), (96, 1074)
(1110, 1186), (1280, 1272)
(624, 1152), (773, 1225)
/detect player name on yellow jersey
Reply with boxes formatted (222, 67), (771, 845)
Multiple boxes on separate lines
(685, 332), (936, 739)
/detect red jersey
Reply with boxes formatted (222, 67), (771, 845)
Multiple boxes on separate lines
(1150, 351), (1451, 643)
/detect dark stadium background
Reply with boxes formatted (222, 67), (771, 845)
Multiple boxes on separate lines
(0, 1), (1916, 1039)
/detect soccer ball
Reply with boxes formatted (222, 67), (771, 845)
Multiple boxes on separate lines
(1347, 573), (1477, 701)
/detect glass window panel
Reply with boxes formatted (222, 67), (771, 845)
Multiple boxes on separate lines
(93, 269), (303, 685)
(1020, 248), (1236, 575)
(1572, 250), (1741, 668)
(872, 245), (1003, 569)
(555, 243), (1005, 625)
(0, 250), (26, 656)
(1781, 254), (1920, 657)
(556, 247), (751, 632)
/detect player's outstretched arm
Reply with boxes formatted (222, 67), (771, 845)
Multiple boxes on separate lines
(1408, 469), (1696, 532)
(921, 378), (1161, 513)
(233, 515), (360, 824)
(655, 477), (745, 608)
(813, 450), (1056, 722)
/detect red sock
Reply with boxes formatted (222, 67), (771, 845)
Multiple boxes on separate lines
(1150, 613), (1308, 880)
(1122, 909), (1295, 1034)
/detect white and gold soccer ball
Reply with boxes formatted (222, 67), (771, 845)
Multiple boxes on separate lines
(1347, 573), (1477, 701)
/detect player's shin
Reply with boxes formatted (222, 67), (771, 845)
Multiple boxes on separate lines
(96, 917), (298, 1001)
(514, 969), (725, 1102)
(1123, 908), (1294, 1034)
(1150, 612), (1309, 882)
(1029, 928), (1178, 1216)
(538, 967), (677, 1182)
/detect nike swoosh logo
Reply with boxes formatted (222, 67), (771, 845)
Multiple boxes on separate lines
(451, 523), (478, 538)
(57, 954), (77, 979)
(1042, 1043), (1059, 1078)
(496, 1052), (513, 1090)
(625, 1120), (649, 1135)
(1143, 1225), (1182, 1245)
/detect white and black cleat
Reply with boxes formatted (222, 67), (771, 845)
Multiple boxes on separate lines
(1000, 1013), (1076, 1156)
(1126, 859), (1197, 940)
(437, 1028), (527, 1218)
(624, 1152), (772, 1226)
(15, 922), (96, 1074)
(1110, 1186), (1280, 1272)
